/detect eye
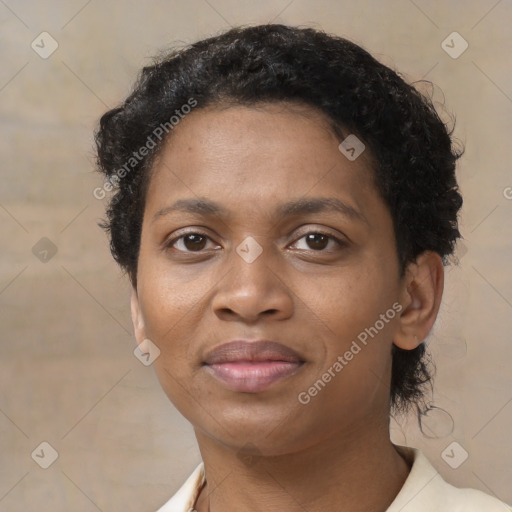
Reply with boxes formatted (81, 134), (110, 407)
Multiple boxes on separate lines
(166, 232), (220, 252)
(290, 231), (346, 251)
(165, 229), (346, 254)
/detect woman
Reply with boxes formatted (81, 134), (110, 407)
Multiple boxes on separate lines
(94, 24), (510, 512)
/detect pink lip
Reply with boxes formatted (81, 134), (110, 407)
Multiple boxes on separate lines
(203, 340), (305, 392)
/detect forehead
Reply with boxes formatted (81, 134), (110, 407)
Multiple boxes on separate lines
(145, 102), (380, 222)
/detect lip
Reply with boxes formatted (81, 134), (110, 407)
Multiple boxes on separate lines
(203, 340), (305, 392)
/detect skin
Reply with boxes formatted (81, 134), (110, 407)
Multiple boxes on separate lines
(130, 102), (444, 512)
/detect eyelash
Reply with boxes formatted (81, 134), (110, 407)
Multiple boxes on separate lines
(165, 229), (347, 253)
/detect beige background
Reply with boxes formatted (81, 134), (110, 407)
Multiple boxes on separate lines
(1, 0), (511, 510)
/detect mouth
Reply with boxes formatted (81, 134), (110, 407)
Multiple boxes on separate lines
(203, 339), (305, 393)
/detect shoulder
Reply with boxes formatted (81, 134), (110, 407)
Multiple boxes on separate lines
(153, 448), (511, 512)
(155, 462), (205, 512)
(388, 445), (510, 512)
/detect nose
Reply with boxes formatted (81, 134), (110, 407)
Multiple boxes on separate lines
(211, 242), (294, 323)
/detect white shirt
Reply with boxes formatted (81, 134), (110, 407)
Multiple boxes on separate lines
(155, 445), (510, 511)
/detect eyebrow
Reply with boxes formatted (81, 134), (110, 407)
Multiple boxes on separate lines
(153, 197), (369, 225)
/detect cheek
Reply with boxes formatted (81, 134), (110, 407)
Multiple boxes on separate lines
(303, 260), (399, 384)
(296, 280), (397, 426)
(138, 247), (211, 330)
(135, 252), (229, 409)
(306, 261), (397, 339)
(136, 263), (204, 371)
(138, 272), (202, 418)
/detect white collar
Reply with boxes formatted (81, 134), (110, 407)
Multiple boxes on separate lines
(155, 445), (510, 511)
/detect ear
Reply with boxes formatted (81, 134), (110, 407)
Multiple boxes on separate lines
(393, 251), (444, 350)
(130, 287), (148, 346)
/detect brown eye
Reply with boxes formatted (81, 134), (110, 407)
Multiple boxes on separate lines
(182, 234), (207, 251)
(304, 233), (329, 250)
(167, 232), (219, 252)
(290, 231), (346, 252)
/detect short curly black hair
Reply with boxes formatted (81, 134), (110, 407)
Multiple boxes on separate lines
(94, 23), (463, 415)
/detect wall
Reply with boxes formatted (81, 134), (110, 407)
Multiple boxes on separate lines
(0, 0), (511, 510)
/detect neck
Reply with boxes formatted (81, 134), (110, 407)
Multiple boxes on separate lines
(193, 422), (411, 512)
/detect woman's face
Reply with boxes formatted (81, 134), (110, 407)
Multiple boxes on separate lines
(132, 102), (407, 455)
